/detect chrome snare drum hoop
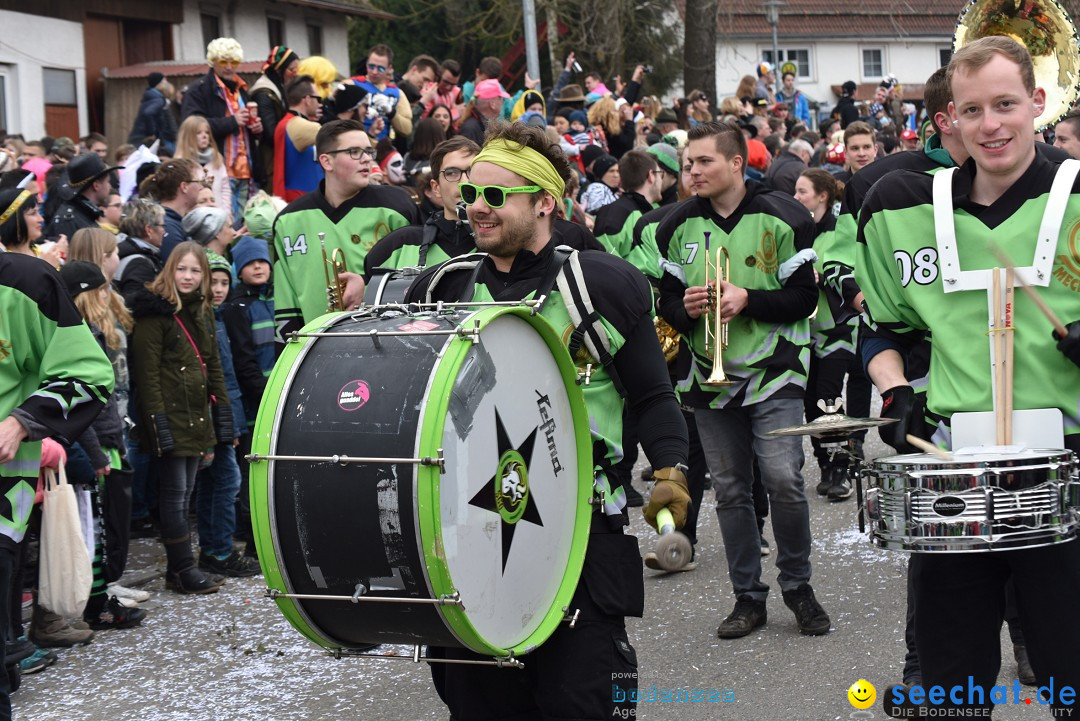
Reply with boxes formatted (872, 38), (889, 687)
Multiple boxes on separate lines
(863, 449), (1080, 552)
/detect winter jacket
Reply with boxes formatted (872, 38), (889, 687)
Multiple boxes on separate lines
(45, 193), (102, 241)
(221, 282), (274, 429)
(250, 74), (286, 191)
(128, 87), (178, 152)
(115, 236), (163, 309)
(160, 206), (188, 260)
(179, 68), (264, 185)
(213, 306), (245, 436)
(129, 288), (230, 456)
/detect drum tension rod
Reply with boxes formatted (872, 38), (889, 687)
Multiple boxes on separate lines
(328, 645), (524, 669)
(576, 363), (593, 386)
(265, 588), (462, 606)
(246, 448), (446, 473)
(561, 606), (581, 629)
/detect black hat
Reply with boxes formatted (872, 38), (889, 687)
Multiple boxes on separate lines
(739, 121), (758, 139)
(592, 154), (618, 179)
(580, 144), (606, 170)
(59, 260), (106, 298)
(655, 107), (678, 124)
(67, 153), (122, 189)
(147, 72), (165, 88)
(334, 83), (368, 113)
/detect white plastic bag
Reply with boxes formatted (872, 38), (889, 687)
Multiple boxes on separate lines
(39, 463), (92, 617)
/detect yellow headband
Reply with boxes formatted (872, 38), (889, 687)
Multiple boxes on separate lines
(0, 190), (31, 227)
(472, 138), (565, 203)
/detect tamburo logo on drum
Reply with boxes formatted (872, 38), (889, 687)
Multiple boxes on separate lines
(337, 380), (371, 411)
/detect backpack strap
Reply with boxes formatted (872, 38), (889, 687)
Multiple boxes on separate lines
(418, 214), (440, 268)
(423, 253), (485, 303)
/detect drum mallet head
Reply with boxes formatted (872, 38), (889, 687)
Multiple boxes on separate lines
(654, 507), (693, 571)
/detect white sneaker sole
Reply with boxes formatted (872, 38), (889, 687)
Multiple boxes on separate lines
(107, 584), (151, 603)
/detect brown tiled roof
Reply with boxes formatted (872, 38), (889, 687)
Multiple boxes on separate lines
(282, 0), (394, 20)
(105, 61), (264, 80)
(718, 0), (957, 38)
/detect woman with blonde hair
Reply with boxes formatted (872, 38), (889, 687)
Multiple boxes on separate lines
(68, 227), (134, 348)
(735, 75), (757, 102)
(174, 116), (232, 212)
(588, 96), (637, 158)
(130, 241), (233, 594)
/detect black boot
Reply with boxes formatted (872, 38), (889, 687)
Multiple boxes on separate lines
(163, 534), (225, 595)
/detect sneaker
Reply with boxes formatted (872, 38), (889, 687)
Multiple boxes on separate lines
(166, 567), (226, 595)
(760, 536), (771, 556)
(199, 550), (261, 578)
(717, 596), (767, 639)
(107, 584), (151, 603)
(643, 551), (697, 572)
(624, 484), (645, 508)
(29, 605), (94, 648)
(86, 596), (147, 630)
(782, 583), (831, 635)
(828, 473), (853, 502)
(19, 647), (56, 674)
(5, 638), (34, 666)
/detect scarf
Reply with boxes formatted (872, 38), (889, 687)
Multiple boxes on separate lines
(213, 72), (251, 180)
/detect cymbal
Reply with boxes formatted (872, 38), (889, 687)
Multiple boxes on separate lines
(767, 413), (899, 438)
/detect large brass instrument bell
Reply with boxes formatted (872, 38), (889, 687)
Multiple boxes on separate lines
(703, 243), (734, 387)
(319, 231), (350, 311)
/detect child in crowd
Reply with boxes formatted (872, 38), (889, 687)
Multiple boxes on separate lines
(59, 261), (148, 630)
(195, 252), (260, 577)
(221, 236), (274, 560)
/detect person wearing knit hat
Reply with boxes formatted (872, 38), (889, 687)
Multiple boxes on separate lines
(230, 236), (272, 283)
(147, 72), (165, 89)
(579, 153), (620, 213)
(646, 142), (680, 205)
(332, 83), (370, 121)
(251, 45), (301, 192)
(403, 118), (689, 721)
(182, 206), (230, 247)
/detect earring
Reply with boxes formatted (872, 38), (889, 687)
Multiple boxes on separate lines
(538, 211), (545, 218)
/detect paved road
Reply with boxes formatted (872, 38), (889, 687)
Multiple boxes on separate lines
(17, 431), (1053, 721)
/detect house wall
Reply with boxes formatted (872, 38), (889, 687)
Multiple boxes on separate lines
(175, 0), (350, 74)
(715, 37), (950, 109)
(0, 9), (88, 138)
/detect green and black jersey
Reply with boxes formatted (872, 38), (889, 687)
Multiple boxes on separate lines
(406, 241), (687, 524)
(272, 182), (420, 337)
(631, 204), (676, 283)
(363, 213), (476, 279)
(0, 254), (113, 547)
(592, 192), (656, 275)
(856, 153), (1080, 436)
(655, 184), (818, 409)
(810, 212), (857, 358)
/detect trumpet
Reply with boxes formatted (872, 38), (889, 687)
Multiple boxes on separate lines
(320, 232), (350, 311)
(702, 238), (734, 387)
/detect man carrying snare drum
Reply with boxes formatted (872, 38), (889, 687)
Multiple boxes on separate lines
(858, 36), (1080, 718)
(406, 120), (689, 721)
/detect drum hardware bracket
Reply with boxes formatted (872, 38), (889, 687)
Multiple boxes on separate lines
(588, 489), (606, 507)
(576, 363), (594, 386)
(265, 588), (463, 606)
(561, 606), (581, 629)
(327, 645), (524, 669)
(246, 449), (446, 473)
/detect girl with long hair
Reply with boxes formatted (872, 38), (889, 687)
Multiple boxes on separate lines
(130, 241), (233, 594)
(174, 116), (232, 212)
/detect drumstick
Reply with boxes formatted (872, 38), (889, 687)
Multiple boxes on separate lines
(1004, 267), (1014, 445)
(987, 243), (1069, 337)
(993, 268), (1004, 445)
(906, 434), (954, 461)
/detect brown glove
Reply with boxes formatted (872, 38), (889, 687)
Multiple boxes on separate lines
(643, 465), (691, 531)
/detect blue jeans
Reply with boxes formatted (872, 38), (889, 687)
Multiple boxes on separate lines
(196, 442), (241, 557)
(695, 397), (813, 601)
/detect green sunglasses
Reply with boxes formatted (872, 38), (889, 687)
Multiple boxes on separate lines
(459, 182), (542, 208)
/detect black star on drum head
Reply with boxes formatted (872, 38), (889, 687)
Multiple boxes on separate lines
(468, 408), (543, 572)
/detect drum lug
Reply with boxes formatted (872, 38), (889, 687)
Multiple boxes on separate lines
(353, 583), (369, 601)
(576, 363), (594, 387)
(589, 488), (606, 507)
(561, 606), (581, 629)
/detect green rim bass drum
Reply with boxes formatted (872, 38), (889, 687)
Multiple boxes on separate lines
(249, 306), (592, 658)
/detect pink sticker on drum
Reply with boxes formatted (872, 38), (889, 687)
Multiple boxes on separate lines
(337, 380), (371, 411)
(398, 319), (440, 332)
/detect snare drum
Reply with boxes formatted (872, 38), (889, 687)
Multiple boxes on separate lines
(250, 306), (592, 658)
(864, 449), (1080, 552)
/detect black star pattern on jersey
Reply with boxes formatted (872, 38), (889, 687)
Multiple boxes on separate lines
(467, 408), (543, 572)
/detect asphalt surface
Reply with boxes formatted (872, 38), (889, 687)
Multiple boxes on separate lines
(16, 428), (1056, 721)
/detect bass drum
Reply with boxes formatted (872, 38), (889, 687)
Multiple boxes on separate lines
(363, 267), (422, 306)
(250, 306), (592, 658)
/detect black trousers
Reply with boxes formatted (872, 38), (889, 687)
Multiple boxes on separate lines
(682, 408), (708, 548)
(912, 541), (1080, 717)
(0, 544), (16, 720)
(430, 529), (643, 721)
(805, 350), (871, 466)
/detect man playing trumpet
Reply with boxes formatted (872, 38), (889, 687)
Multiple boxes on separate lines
(656, 120), (829, 639)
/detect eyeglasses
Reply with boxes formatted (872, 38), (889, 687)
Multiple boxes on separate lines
(216, 59), (241, 68)
(438, 76), (458, 88)
(325, 146), (377, 160)
(367, 62), (387, 74)
(440, 167), (470, 182)
(186, 177), (212, 188)
(459, 183), (542, 208)
(308, 94), (322, 102)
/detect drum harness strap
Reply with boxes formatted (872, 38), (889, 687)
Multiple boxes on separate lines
(426, 245), (629, 399)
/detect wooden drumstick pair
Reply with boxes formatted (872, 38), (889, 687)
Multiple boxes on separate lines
(991, 267), (1014, 445)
